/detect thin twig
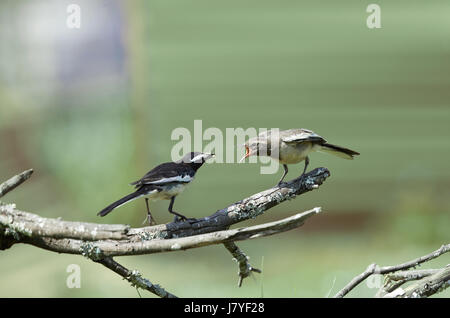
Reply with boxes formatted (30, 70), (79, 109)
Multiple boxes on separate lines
(0, 208), (130, 241)
(0, 169), (33, 198)
(334, 263), (378, 298)
(326, 276), (337, 298)
(377, 244), (450, 274)
(95, 257), (177, 298)
(224, 242), (261, 287)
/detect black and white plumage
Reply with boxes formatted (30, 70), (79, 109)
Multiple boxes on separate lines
(241, 128), (359, 185)
(97, 152), (214, 223)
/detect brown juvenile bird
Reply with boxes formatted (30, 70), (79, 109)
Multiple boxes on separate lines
(241, 128), (359, 185)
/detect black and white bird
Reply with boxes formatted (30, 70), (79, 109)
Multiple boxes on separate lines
(97, 152), (214, 224)
(241, 128), (359, 185)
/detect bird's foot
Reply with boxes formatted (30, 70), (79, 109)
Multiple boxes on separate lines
(184, 217), (197, 224)
(142, 214), (157, 226)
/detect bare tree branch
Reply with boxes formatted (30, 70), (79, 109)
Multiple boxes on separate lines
(1, 167), (329, 246)
(334, 244), (450, 298)
(224, 242), (262, 287)
(0, 169), (33, 198)
(334, 263), (378, 298)
(3, 208), (321, 257)
(1, 168), (327, 297)
(376, 244), (450, 274)
(162, 167), (330, 238)
(376, 267), (444, 297)
(383, 265), (450, 298)
(3, 169), (448, 298)
(0, 208), (130, 241)
(95, 257), (178, 298)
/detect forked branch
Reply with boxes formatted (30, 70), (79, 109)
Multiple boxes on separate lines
(334, 244), (450, 298)
(1, 168), (329, 297)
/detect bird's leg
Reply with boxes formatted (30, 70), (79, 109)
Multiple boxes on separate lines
(168, 196), (196, 223)
(277, 164), (289, 186)
(301, 156), (310, 177)
(142, 198), (157, 225)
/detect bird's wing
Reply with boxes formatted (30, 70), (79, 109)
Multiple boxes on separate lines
(280, 128), (326, 144)
(130, 162), (194, 187)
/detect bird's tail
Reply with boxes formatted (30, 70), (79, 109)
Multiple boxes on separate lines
(319, 143), (360, 160)
(97, 191), (145, 217)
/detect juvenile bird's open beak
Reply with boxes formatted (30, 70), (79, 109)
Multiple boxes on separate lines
(239, 146), (250, 163)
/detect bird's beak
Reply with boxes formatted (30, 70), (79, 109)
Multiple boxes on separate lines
(239, 146), (250, 163)
(190, 153), (215, 163)
(202, 153), (215, 162)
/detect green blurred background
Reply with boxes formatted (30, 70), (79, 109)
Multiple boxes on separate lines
(1, 0), (449, 297)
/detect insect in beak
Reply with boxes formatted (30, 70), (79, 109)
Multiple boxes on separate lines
(239, 146), (250, 163)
